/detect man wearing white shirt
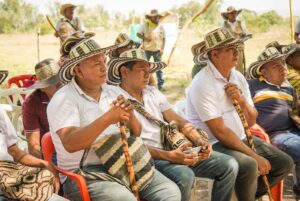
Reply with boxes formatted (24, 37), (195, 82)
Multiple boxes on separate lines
(221, 6), (248, 74)
(47, 35), (181, 201)
(187, 27), (293, 201)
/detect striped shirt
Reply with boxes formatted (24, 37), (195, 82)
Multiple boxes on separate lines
(248, 77), (296, 135)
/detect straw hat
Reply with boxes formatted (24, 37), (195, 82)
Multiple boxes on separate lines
(60, 3), (77, 16)
(28, 59), (60, 89)
(109, 33), (140, 58)
(0, 70), (8, 85)
(59, 34), (126, 82)
(145, 9), (164, 18)
(193, 27), (250, 64)
(221, 6), (242, 20)
(247, 46), (296, 79)
(107, 49), (166, 85)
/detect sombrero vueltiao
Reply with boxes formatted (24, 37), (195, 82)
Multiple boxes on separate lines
(193, 27), (250, 65)
(59, 34), (128, 82)
(191, 41), (207, 65)
(108, 33), (139, 58)
(60, 3), (77, 16)
(221, 6), (242, 20)
(247, 46), (297, 79)
(0, 70), (8, 85)
(107, 49), (166, 85)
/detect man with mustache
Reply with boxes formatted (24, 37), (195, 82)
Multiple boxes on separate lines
(248, 46), (300, 198)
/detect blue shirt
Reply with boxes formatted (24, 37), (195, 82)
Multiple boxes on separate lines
(248, 78), (296, 135)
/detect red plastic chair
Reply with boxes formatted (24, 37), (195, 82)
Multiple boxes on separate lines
(41, 132), (91, 201)
(250, 127), (283, 201)
(7, 74), (37, 88)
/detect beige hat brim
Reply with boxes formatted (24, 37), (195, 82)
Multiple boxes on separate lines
(221, 9), (242, 20)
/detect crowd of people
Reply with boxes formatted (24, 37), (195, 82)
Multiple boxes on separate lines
(1, 3), (300, 201)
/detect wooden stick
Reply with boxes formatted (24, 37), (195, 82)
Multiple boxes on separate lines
(167, 0), (215, 66)
(232, 100), (273, 201)
(119, 122), (140, 200)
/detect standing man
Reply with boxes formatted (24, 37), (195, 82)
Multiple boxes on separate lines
(55, 3), (85, 44)
(187, 27), (293, 201)
(137, 9), (166, 91)
(295, 19), (300, 44)
(222, 6), (248, 74)
(23, 59), (61, 159)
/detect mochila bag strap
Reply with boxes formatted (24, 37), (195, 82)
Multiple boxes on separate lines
(129, 99), (193, 150)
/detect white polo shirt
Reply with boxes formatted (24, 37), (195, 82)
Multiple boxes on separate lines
(0, 106), (17, 161)
(47, 78), (122, 182)
(119, 86), (172, 149)
(186, 60), (253, 145)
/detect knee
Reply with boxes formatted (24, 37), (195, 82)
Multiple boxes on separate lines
(239, 157), (258, 179)
(176, 168), (195, 189)
(220, 156), (239, 178)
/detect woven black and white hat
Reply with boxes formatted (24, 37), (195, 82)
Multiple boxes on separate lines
(59, 34), (125, 82)
(193, 27), (250, 65)
(0, 70), (8, 85)
(247, 46), (295, 79)
(107, 49), (166, 85)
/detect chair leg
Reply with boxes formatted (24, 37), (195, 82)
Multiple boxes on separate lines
(271, 180), (283, 201)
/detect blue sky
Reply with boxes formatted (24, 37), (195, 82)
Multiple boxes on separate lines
(24, 0), (300, 17)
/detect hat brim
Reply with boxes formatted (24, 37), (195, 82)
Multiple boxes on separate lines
(221, 9), (242, 20)
(59, 43), (122, 83)
(0, 70), (8, 85)
(248, 53), (290, 79)
(27, 75), (59, 90)
(145, 14), (164, 18)
(60, 5), (77, 16)
(107, 57), (166, 85)
(108, 40), (134, 59)
(193, 35), (250, 65)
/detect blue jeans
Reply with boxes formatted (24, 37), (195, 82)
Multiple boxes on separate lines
(271, 129), (300, 187)
(63, 165), (181, 201)
(155, 160), (195, 201)
(213, 136), (293, 201)
(145, 50), (164, 87)
(191, 151), (238, 201)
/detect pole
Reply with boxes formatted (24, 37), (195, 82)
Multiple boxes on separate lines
(289, 0), (294, 43)
(119, 122), (140, 200)
(232, 100), (273, 201)
(37, 26), (40, 62)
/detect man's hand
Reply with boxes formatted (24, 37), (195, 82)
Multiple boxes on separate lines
(144, 36), (152, 42)
(197, 144), (212, 161)
(159, 49), (163, 56)
(224, 83), (245, 105)
(42, 161), (59, 193)
(168, 148), (199, 166)
(107, 95), (131, 124)
(253, 154), (271, 175)
(54, 31), (59, 38)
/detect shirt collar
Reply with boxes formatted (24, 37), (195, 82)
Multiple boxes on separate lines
(207, 59), (235, 82)
(71, 77), (107, 103)
(259, 76), (290, 88)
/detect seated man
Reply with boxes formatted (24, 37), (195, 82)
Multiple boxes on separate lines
(0, 72), (58, 200)
(186, 27), (293, 201)
(248, 46), (300, 197)
(23, 58), (61, 158)
(47, 35), (181, 201)
(107, 48), (239, 201)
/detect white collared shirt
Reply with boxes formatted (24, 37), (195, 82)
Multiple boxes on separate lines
(47, 78), (122, 182)
(186, 60), (254, 145)
(118, 86), (171, 149)
(0, 106), (17, 161)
